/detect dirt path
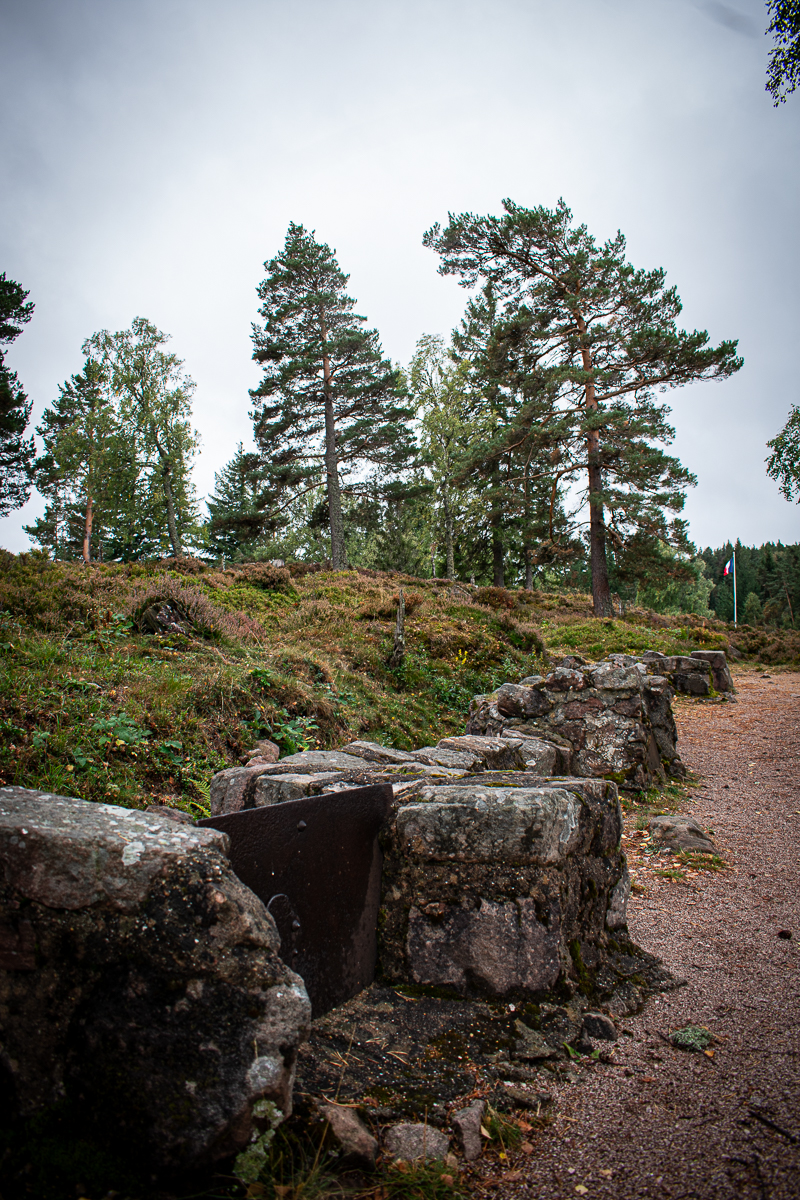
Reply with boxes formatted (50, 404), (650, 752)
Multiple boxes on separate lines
(477, 670), (800, 1200)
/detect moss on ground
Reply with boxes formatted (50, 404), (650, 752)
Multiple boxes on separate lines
(0, 551), (792, 814)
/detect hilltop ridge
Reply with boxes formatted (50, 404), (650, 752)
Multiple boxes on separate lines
(1, 552), (796, 816)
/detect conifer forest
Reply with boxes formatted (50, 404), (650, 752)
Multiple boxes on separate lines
(2, 203), (799, 629)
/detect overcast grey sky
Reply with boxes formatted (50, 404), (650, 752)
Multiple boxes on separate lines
(1, 0), (797, 553)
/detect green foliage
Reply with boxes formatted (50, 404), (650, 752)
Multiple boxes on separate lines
(26, 319), (201, 562)
(483, 1103), (523, 1151)
(766, 403), (800, 501)
(0, 553), (794, 816)
(25, 354), (129, 562)
(424, 198), (742, 613)
(766, 0), (800, 104)
(0, 271), (35, 516)
(702, 540), (799, 629)
(669, 1024), (714, 1052)
(86, 318), (201, 557)
(251, 222), (417, 569)
(206, 441), (269, 560)
(633, 550), (713, 617)
(380, 1159), (467, 1200)
(743, 591), (763, 625)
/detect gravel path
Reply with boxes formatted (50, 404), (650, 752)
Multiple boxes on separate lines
(474, 669), (800, 1200)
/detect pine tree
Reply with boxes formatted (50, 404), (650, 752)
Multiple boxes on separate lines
(767, 404), (800, 501)
(250, 223), (416, 569)
(448, 286), (576, 589)
(766, 0), (800, 104)
(206, 443), (268, 560)
(25, 355), (129, 561)
(424, 199), (742, 615)
(0, 272), (35, 516)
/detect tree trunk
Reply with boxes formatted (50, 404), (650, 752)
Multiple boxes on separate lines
(162, 464), (182, 557)
(588, 452), (612, 616)
(442, 484), (455, 579)
(388, 589), (406, 668)
(491, 467), (504, 587)
(524, 546), (533, 590)
(579, 325), (612, 617)
(321, 344), (345, 570)
(523, 459), (533, 590)
(82, 492), (93, 565)
(492, 527), (505, 587)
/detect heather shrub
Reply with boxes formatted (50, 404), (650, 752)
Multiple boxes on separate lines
(128, 574), (266, 644)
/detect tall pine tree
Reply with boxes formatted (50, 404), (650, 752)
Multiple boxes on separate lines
(424, 199), (742, 615)
(25, 355), (129, 562)
(250, 223), (416, 568)
(0, 272), (35, 516)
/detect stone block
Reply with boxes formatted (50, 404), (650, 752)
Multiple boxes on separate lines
(252, 772), (343, 807)
(412, 746), (482, 770)
(690, 649), (734, 692)
(384, 1123), (450, 1162)
(340, 741), (416, 764)
(437, 735), (527, 771)
(379, 781), (627, 999)
(0, 787), (310, 1171)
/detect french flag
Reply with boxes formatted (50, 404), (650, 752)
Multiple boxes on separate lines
(723, 556), (734, 576)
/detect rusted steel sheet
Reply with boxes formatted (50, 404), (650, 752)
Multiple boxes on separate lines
(199, 784), (393, 1015)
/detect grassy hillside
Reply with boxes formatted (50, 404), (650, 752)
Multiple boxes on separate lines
(1, 551), (796, 816)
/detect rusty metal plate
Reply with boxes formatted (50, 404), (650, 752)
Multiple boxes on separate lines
(199, 784), (393, 1015)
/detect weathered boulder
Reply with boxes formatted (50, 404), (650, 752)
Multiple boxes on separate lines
(690, 649), (735, 693)
(0, 787), (310, 1171)
(378, 778), (627, 999)
(648, 814), (716, 854)
(317, 1101), (378, 1168)
(244, 738), (281, 765)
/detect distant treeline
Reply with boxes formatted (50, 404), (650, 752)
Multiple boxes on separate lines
(701, 541), (799, 629)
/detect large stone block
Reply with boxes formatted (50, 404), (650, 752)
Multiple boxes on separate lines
(0, 787), (310, 1170)
(690, 649), (735, 692)
(379, 779), (626, 999)
(641, 651), (712, 696)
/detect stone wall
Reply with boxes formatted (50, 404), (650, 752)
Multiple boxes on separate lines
(466, 656), (685, 789)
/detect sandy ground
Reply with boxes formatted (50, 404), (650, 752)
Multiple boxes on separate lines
(472, 669), (800, 1200)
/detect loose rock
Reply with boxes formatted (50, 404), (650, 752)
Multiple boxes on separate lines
(581, 1011), (618, 1041)
(384, 1122), (450, 1162)
(317, 1102), (378, 1169)
(451, 1099), (486, 1161)
(648, 814), (717, 854)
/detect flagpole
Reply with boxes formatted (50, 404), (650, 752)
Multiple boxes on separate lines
(733, 546), (737, 628)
